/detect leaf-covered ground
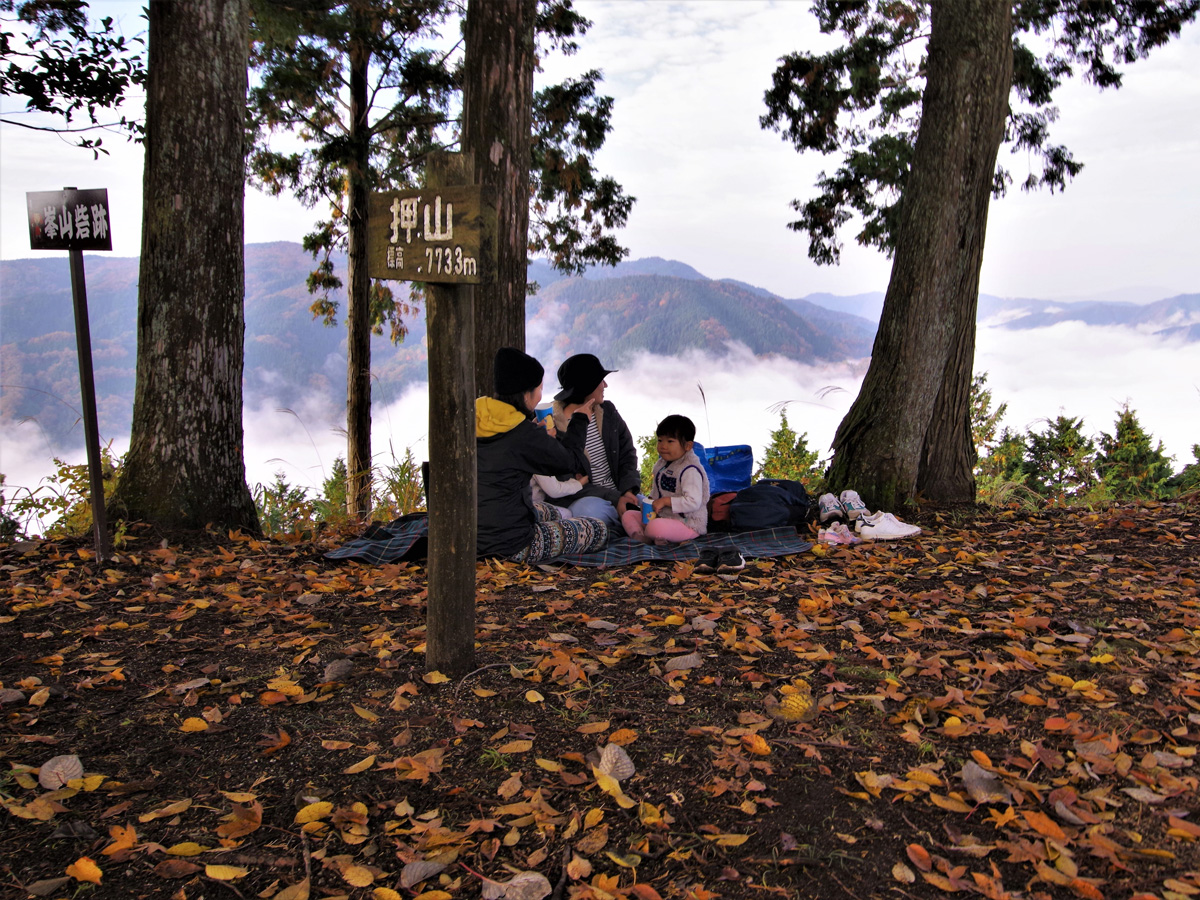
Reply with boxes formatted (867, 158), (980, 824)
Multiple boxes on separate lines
(1, 501), (1198, 900)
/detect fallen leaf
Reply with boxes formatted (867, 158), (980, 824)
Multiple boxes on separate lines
(205, 864), (249, 880)
(65, 857), (102, 884)
(39, 755), (83, 789)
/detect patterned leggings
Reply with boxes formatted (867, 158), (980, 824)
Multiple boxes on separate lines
(510, 503), (610, 563)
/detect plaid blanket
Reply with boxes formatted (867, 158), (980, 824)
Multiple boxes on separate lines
(324, 514), (811, 568)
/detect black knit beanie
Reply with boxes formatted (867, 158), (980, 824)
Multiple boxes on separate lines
(493, 347), (545, 395)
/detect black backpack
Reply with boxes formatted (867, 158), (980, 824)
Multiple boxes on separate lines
(727, 479), (813, 531)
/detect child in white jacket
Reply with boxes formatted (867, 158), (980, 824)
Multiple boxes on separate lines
(622, 415), (710, 543)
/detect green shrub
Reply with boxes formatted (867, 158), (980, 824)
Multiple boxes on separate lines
(1096, 405), (1174, 500)
(755, 409), (825, 491)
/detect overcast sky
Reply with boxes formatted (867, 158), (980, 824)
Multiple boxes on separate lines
(2, 1), (1198, 299)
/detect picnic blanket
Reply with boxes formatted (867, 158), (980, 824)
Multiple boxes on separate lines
(324, 514), (811, 568)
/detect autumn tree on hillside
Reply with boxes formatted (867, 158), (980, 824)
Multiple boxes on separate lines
(762, 0), (1198, 508)
(112, 0), (259, 531)
(248, 0), (631, 517)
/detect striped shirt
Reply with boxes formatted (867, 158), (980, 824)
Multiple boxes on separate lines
(584, 417), (614, 489)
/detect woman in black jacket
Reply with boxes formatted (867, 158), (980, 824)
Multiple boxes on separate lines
(477, 348), (611, 562)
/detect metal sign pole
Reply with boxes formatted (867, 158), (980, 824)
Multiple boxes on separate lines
(26, 186), (114, 558)
(66, 243), (112, 561)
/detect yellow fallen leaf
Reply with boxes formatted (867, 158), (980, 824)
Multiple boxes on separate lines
(472, 688), (497, 698)
(525, 690), (544, 703)
(274, 879), (311, 900)
(423, 671), (450, 684)
(66, 857), (102, 884)
(218, 791), (258, 803)
(205, 864), (249, 880)
(295, 801), (333, 824)
(343, 754), (377, 774)
(101, 824), (137, 856)
(577, 720), (610, 734)
(608, 728), (638, 745)
(592, 766), (636, 809)
(535, 758), (563, 772)
(321, 740), (353, 751)
(138, 798), (192, 823)
(705, 833), (750, 847)
(342, 864), (375, 886)
(353, 704), (380, 722)
(413, 892), (452, 900)
(374, 889), (403, 900)
(498, 739), (533, 754)
(166, 842), (207, 856)
(68, 774), (107, 791)
(180, 717), (209, 733)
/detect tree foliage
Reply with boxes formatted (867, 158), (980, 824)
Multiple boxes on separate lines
(755, 409), (823, 486)
(761, 0), (1199, 265)
(247, 0), (456, 342)
(247, 0), (632, 337)
(1097, 404), (1174, 500)
(0, 0), (144, 156)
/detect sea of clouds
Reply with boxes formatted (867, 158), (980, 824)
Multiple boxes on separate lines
(5, 316), (1194, 528)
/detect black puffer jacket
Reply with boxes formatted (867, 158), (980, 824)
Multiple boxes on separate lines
(476, 397), (590, 557)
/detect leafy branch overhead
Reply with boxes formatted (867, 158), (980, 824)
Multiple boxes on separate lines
(760, 0), (1199, 265)
(0, 0), (145, 156)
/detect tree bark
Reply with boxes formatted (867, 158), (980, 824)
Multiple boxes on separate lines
(423, 152), (478, 678)
(826, 0), (1013, 510)
(113, 0), (258, 533)
(462, 0), (535, 389)
(344, 20), (373, 519)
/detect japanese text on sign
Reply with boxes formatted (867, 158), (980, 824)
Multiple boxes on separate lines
(367, 186), (493, 284)
(27, 189), (113, 252)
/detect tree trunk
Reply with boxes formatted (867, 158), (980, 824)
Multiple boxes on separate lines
(113, 0), (258, 533)
(462, 0), (535, 389)
(826, 0), (1013, 510)
(345, 26), (373, 519)
(423, 152), (478, 678)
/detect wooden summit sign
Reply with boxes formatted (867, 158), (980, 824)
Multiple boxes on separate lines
(367, 186), (495, 284)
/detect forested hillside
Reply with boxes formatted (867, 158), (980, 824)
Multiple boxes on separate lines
(0, 245), (874, 449)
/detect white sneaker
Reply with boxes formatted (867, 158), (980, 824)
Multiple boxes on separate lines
(839, 490), (869, 520)
(818, 493), (844, 523)
(856, 511), (921, 540)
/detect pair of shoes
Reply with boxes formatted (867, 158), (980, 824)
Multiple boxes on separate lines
(695, 548), (719, 574)
(818, 522), (861, 545)
(717, 549), (745, 573)
(818, 490), (871, 523)
(855, 511), (921, 540)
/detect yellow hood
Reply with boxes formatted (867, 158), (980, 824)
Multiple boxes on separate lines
(476, 397), (527, 438)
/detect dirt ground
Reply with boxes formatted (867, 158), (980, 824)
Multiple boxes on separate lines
(1, 500), (1198, 900)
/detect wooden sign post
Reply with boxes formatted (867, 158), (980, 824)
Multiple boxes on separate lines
(368, 154), (495, 677)
(26, 187), (114, 561)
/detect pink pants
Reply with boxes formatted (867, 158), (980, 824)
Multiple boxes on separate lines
(621, 510), (699, 544)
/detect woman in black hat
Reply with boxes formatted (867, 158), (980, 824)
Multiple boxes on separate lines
(547, 353), (641, 526)
(476, 348), (611, 561)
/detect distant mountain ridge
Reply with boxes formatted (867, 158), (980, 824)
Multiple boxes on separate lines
(1, 244), (1194, 454)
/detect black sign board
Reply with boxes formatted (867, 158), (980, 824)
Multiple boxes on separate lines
(27, 188), (113, 252)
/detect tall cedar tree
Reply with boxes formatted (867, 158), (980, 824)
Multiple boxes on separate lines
(247, 0), (631, 516)
(461, 0), (533, 391)
(762, 0), (1198, 508)
(248, 0), (455, 518)
(112, 0), (259, 532)
(0, 0), (144, 155)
